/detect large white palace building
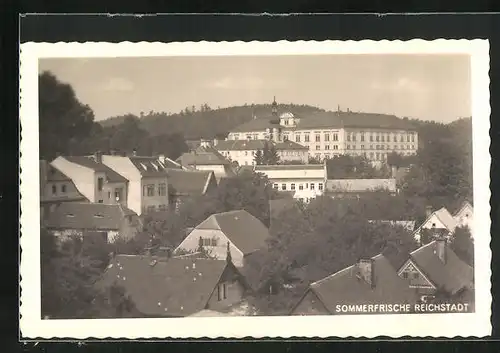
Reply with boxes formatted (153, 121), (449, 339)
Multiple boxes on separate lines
(225, 98), (419, 164)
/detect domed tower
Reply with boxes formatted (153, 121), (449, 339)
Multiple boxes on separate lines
(271, 96), (278, 117)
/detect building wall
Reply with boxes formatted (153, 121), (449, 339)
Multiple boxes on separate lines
(175, 228), (245, 267)
(277, 149), (309, 164)
(101, 156), (143, 215)
(291, 290), (330, 315)
(42, 180), (82, 202)
(206, 267), (246, 311)
(140, 177), (170, 214)
(414, 214), (452, 241)
(270, 178), (325, 194)
(51, 157), (96, 202)
(454, 204), (474, 236)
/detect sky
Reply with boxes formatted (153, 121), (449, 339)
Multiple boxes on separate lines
(39, 54), (471, 123)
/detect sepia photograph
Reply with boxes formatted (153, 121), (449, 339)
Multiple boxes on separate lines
(19, 40), (491, 338)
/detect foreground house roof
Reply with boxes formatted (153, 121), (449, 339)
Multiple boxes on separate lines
(64, 156), (129, 183)
(196, 210), (270, 255)
(409, 240), (474, 295)
(45, 202), (137, 230)
(99, 255), (235, 317)
(295, 253), (418, 314)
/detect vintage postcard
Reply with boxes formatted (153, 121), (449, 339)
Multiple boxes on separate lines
(20, 40), (491, 338)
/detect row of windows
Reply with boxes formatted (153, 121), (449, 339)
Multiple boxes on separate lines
(346, 144), (416, 150)
(273, 182), (324, 191)
(200, 237), (218, 246)
(51, 183), (67, 195)
(347, 132), (416, 143)
(295, 133), (339, 143)
(143, 183), (167, 197)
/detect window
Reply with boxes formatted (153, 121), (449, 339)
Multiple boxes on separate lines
(361, 133), (365, 142)
(325, 145), (330, 150)
(352, 134), (357, 142)
(299, 184), (304, 190)
(361, 145), (365, 149)
(407, 135), (410, 142)
(324, 153), (330, 159)
(61, 184), (67, 193)
(333, 133), (338, 141)
(98, 200), (103, 203)
(211, 238), (218, 246)
(158, 183), (167, 196)
(381, 135), (385, 142)
(400, 135), (404, 142)
(411, 133), (415, 142)
(411, 144), (415, 150)
(144, 184), (155, 197)
(333, 145), (338, 150)
(304, 134), (310, 142)
(369, 152), (374, 159)
(412, 272), (419, 279)
(376, 135), (380, 142)
(158, 204), (166, 211)
(402, 272), (409, 279)
(273, 183), (278, 189)
(324, 134), (330, 142)
(347, 145), (351, 150)
(393, 135), (397, 142)
(291, 183), (296, 190)
(347, 134), (351, 142)
(305, 183), (309, 188)
(97, 177), (104, 191)
(318, 183), (323, 191)
(114, 187), (123, 201)
(310, 183), (315, 190)
(380, 145), (384, 150)
(147, 205), (156, 213)
(376, 152), (380, 160)
(376, 145), (380, 150)
(108, 191), (111, 199)
(281, 184), (286, 191)
(295, 134), (301, 142)
(315, 145), (320, 150)
(51, 185), (57, 195)
(370, 134), (373, 142)
(315, 134), (320, 142)
(217, 283), (227, 301)
(315, 153), (320, 158)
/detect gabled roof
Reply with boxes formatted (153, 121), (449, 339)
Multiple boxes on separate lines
(453, 201), (474, 218)
(415, 207), (457, 235)
(64, 156), (128, 183)
(45, 202), (136, 230)
(177, 147), (231, 166)
(98, 255), (232, 317)
(167, 169), (215, 196)
(302, 254), (417, 313)
(128, 156), (173, 177)
(409, 240), (474, 295)
(196, 210), (270, 255)
(275, 140), (309, 150)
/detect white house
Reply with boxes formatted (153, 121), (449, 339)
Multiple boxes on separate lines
(254, 164), (327, 198)
(413, 207), (458, 243)
(174, 210), (270, 268)
(453, 201), (474, 237)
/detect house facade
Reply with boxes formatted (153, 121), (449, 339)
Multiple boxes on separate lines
(98, 255), (249, 317)
(254, 164), (327, 201)
(413, 207), (458, 243)
(44, 202), (142, 243)
(214, 139), (308, 167)
(101, 155), (176, 215)
(174, 210), (270, 268)
(51, 155), (129, 206)
(453, 201), (474, 237)
(40, 160), (88, 204)
(226, 98), (418, 166)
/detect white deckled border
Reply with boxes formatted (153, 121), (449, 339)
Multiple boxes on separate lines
(20, 39), (491, 339)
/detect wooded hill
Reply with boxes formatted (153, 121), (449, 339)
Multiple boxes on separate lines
(99, 104), (326, 140)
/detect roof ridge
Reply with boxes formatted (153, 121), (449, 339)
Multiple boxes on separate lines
(409, 240), (437, 255)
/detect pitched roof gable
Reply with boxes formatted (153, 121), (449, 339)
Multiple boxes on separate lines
(305, 254), (417, 313)
(177, 148), (231, 166)
(409, 241), (474, 295)
(99, 255), (230, 316)
(45, 202), (134, 230)
(167, 169), (215, 196)
(63, 156), (128, 183)
(197, 210), (270, 255)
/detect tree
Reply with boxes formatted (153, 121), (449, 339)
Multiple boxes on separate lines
(450, 226), (474, 266)
(253, 149), (264, 165)
(39, 71), (95, 159)
(260, 142), (280, 165)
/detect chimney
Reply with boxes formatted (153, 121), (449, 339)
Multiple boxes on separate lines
(425, 205), (433, 218)
(94, 151), (103, 164)
(436, 236), (447, 263)
(213, 138), (218, 147)
(357, 258), (375, 288)
(158, 154), (166, 164)
(132, 149), (137, 157)
(200, 139), (211, 148)
(226, 241), (232, 264)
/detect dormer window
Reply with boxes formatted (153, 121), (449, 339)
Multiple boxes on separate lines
(94, 213), (104, 218)
(66, 213), (75, 218)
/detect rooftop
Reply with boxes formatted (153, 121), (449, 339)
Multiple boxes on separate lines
(98, 255), (232, 317)
(64, 156), (128, 183)
(196, 210), (270, 255)
(177, 146), (231, 166)
(167, 169), (215, 196)
(45, 202), (137, 230)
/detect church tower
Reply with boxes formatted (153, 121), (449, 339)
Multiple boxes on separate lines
(271, 96), (278, 117)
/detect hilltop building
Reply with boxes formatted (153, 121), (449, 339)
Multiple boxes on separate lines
(226, 98), (418, 166)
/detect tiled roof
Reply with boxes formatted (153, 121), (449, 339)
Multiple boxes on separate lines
(64, 156), (128, 183)
(197, 210), (270, 255)
(177, 147), (231, 166)
(215, 139), (268, 151)
(230, 111), (416, 133)
(410, 240), (474, 295)
(275, 140), (308, 150)
(254, 164), (324, 171)
(167, 169), (214, 196)
(45, 202), (135, 230)
(98, 255), (230, 317)
(306, 254), (418, 313)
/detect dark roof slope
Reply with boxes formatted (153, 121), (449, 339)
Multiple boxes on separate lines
(307, 254), (418, 313)
(65, 156), (128, 183)
(198, 210), (270, 255)
(410, 241), (474, 295)
(40, 160), (71, 181)
(98, 255), (229, 316)
(229, 118), (278, 133)
(177, 147), (231, 166)
(167, 169), (214, 196)
(45, 202), (135, 230)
